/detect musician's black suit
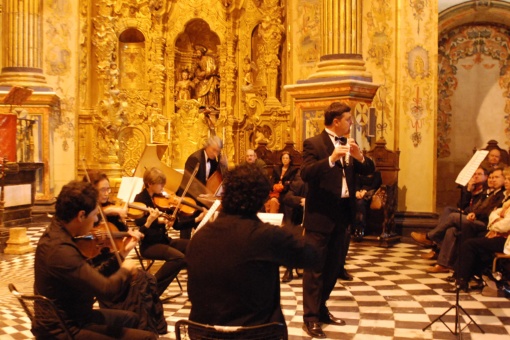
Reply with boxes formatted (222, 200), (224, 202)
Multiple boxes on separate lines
(301, 130), (375, 323)
(183, 148), (219, 185)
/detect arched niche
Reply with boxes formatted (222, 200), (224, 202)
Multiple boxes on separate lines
(118, 28), (146, 90)
(174, 19), (221, 105)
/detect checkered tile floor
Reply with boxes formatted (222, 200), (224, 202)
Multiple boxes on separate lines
(1, 223), (510, 339)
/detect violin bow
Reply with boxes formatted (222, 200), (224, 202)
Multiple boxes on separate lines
(166, 162), (200, 232)
(81, 159), (123, 266)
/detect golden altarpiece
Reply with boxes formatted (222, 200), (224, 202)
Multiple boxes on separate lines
(77, 0), (292, 180)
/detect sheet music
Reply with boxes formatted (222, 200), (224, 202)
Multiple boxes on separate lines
(455, 150), (489, 187)
(117, 177), (144, 203)
(195, 199), (222, 233)
(257, 213), (284, 226)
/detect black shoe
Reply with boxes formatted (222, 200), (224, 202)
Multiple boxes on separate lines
(303, 322), (326, 338)
(445, 275), (455, 283)
(338, 269), (353, 281)
(282, 268), (293, 283)
(443, 280), (469, 293)
(319, 311), (346, 326)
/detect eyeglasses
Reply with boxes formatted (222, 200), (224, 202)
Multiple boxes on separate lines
(99, 187), (112, 194)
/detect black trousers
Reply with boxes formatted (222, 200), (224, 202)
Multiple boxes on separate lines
(141, 238), (189, 296)
(457, 236), (506, 281)
(73, 309), (157, 340)
(302, 201), (350, 323)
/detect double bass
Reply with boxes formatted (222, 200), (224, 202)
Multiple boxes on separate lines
(203, 107), (226, 195)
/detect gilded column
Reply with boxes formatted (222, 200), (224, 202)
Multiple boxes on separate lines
(0, 0), (48, 87)
(308, 0), (371, 80)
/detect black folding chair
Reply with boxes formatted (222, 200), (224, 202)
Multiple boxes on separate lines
(175, 319), (288, 340)
(134, 245), (184, 300)
(8, 283), (74, 339)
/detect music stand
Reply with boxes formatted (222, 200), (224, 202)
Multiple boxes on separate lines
(423, 150), (488, 337)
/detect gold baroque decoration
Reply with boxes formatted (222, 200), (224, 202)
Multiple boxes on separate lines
(366, 0), (395, 139)
(44, 1), (75, 151)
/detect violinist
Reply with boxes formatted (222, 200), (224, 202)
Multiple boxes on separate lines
(134, 167), (206, 297)
(84, 170), (128, 231)
(83, 170), (167, 335)
(34, 181), (157, 340)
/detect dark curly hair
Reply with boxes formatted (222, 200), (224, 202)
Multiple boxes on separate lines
(221, 164), (271, 215)
(55, 181), (98, 223)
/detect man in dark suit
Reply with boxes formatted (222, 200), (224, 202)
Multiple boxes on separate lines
(186, 164), (318, 329)
(179, 135), (226, 238)
(300, 102), (375, 338)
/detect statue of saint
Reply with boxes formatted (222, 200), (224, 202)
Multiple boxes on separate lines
(175, 69), (194, 101)
(192, 45), (220, 107)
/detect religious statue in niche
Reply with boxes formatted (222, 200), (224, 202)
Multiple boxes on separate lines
(175, 69), (194, 101)
(242, 56), (258, 92)
(192, 45), (220, 108)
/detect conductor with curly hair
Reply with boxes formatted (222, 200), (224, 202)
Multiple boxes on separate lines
(186, 164), (318, 328)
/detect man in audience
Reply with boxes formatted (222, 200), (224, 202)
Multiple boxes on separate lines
(243, 148), (267, 172)
(481, 148), (506, 170)
(444, 196), (510, 293)
(426, 167), (506, 273)
(411, 166), (489, 256)
(186, 164), (318, 328)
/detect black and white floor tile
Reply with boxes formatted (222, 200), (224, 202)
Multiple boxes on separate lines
(1, 223), (510, 339)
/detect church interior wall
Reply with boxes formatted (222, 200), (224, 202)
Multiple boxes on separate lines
(437, 2), (510, 210)
(4, 1), (510, 223)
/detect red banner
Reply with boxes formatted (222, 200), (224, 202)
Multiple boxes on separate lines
(0, 114), (17, 161)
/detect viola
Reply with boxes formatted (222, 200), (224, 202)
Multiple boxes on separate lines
(73, 222), (130, 259)
(153, 193), (205, 216)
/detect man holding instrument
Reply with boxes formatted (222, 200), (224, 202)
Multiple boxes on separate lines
(179, 135), (227, 239)
(134, 167), (206, 298)
(186, 164), (318, 328)
(34, 180), (156, 339)
(83, 170), (167, 334)
(300, 102), (375, 338)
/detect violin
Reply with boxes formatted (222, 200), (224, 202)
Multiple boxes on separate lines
(73, 222), (130, 259)
(127, 201), (173, 221)
(153, 193), (205, 216)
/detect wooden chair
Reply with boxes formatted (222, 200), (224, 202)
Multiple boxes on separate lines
(175, 319), (288, 340)
(364, 138), (401, 247)
(474, 139), (510, 166)
(8, 283), (74, 339)
(255, 140), (302, 181)
(492, 252), (510, 274)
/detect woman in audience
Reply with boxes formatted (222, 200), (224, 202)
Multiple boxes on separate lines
(265, 151), (298, 213)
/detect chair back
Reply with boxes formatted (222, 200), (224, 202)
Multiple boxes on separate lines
(8, 283), (74, 339)
(175, 319), (288, 340)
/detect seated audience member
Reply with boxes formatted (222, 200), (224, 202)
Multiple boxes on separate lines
(444, 198), (510, 293)
(83, 170), (167, 334)
(481, 148), (507, 170)
(186, 164), (318, 328)
(280, 171), (307, 282)
(352, 171), (382, 241)
(411, 166), (490, 253)
(34, 181), (157, 339)
(425, 167), (506, 273)
(243, 148), (267, 172)
(265, 151), (298, 213)
(134, 167), (206, 298)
